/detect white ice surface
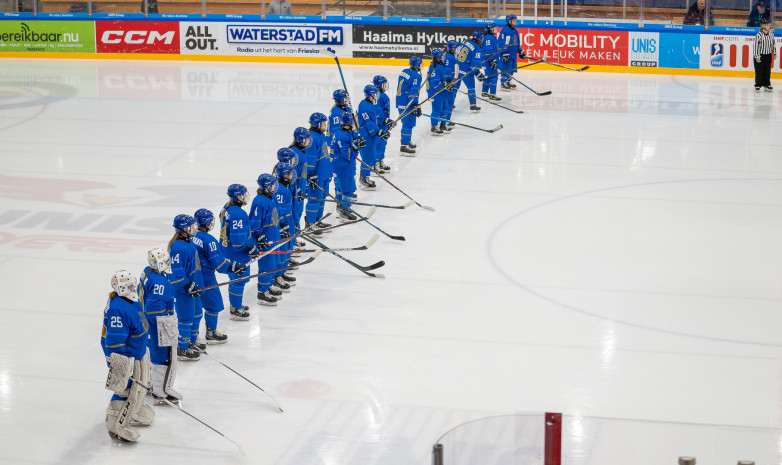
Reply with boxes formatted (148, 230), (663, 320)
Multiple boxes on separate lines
(1, 59), (781, 464)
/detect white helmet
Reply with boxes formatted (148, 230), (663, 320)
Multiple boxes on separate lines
(111, 269), (139, 302)
(147, 247), (172, 274)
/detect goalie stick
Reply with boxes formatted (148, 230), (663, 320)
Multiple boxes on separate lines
(303, 233), (386, 278)
(264, 233), (380, 254)
(422, 113), (503, 133)
(131, 378), (246, 456)
(202, 351), (283, 412)
(458, 89), (524, 114)
(315, 197), (416, 210)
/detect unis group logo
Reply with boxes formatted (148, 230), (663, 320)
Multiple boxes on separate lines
(95, 21), (180, 54)
(226, 25), (343, 45)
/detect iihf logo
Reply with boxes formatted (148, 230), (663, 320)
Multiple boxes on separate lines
(710, 43), (723, 67)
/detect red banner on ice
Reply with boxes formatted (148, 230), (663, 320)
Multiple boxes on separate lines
(518, 29), (628, 66)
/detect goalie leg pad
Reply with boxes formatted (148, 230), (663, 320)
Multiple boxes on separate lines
(128, 350), (154, 426)
(106, 399), (140, 442)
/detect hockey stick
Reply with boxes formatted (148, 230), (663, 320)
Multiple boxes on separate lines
(245, 210), (333, 266)
(355, 158), (436, 212)
(265, 233), (380, 254)
(499, 70), (552, 96)
(131, 378), (246, 455)
(202, 352), (283, 412)
(315, 197), (416, 210)
(422, 113), (503, 133)
(303, 233), (386, 278)
(458, 89), (525, 114)
(534, 60), (590, 72)
(312, 184), (405, 241)
(202, 250), (323, 290)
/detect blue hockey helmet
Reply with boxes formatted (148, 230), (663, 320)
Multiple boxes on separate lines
(274, 161), (295, 180)
(257, 173), (278, 193)
(364, 84), (380, 101)
(309, 112), (327, 128)
(339, 111), (354, 127)
(173, 214), (196, 234)
(431, 47), (444, 63)
(372, 75), (388, 92)
(506, 13), (517, 25)
(446, 39), (459, 52)
(409, 55), (422, 70)
(277, 147), (298, 166)
(227, 183), (249, 204)
(472, 30), (483, 42)
(293, 127), (312, 148)
(333, 89), (349, 105)
(485, 20), (496, 32)
(194, 208), (215, 230)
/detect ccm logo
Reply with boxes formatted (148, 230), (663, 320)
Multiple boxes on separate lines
(101, 30), (175, 45)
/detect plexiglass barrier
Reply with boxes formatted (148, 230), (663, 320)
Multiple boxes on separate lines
(432, 413), (782, 465)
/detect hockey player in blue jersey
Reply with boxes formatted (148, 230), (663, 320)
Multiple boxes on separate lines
(219, 184), (263, 314)
(441, 40), (459, 133)
(289, 127), (311, 234)
(274, 162), (296, 279)
(193, 208), (248, 335)
(329, 89), (352, 135)
(357, 84), (391, 190)
(250, 173), (284, 306)
(275, 147), (305, 270)
(372, 75), (394, 173)
(102, 269), (153, 442)
(498, 14), (526, 91)
(481, 21), (503, 101)
(304, 112), (334, 235)
(138, 248), (182, 405)
(455, 30), (485, 113)
(396, 56), (423, 156)
(167, 214), (205, 361)
(330, 111), (361, 222)
(427, 48), (452, 136)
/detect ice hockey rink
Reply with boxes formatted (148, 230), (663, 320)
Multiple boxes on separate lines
(1, 58), (781, 464)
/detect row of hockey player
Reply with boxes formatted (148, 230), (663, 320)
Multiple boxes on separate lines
(99, 15), (527, 442)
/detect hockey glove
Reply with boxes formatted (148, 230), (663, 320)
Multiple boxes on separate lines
(490, 59), (498, 70)
(412, 107), (422, 117)
(378, 129), (391, 141)
(476, 71), (486, 82)
(351, 135), (367, 150)
(280, 223), (290, 239)
(255, 234), (271, 250)
(307, 174), (318, 189)
(502, 52), (510, 64)
(228, 261), (247, 275)
(296, 190), (305, 203)
(383, 118), (396, 129)
(245, 244), (262, 259)
(518, 49), (527, 60)
(184, 281), (203, 298)
(445, 81), (457, 92)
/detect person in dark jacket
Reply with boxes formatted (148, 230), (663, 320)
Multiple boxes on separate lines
(747, 0), (771, 27)
(684, 0), (714, 25)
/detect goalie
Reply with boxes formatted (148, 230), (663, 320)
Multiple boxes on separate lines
(101, 270), (154, 442)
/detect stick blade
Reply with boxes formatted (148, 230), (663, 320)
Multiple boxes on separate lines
(364, 205), (378, 219)
(364, 233), (380, 249)
(418, 203), (436, 212)
(402, 200), (416, 209)
(537, 91), (553, 96)
(370, 272), (386, 279)
(490, 125), (504, 133)
(580, 66), (590, 71)
(365, 260), (386, 270)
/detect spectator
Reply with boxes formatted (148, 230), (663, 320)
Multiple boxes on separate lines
(684, 0), (714, 25)
(267, 0), (293, 15)
(747, 0), (771, 27)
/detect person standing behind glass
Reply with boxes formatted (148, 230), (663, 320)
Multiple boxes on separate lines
(684, 0), (714, 25)
(748, 0), (771, 27)
(267, 0), (292, 14)
(754, 18), (776, 92)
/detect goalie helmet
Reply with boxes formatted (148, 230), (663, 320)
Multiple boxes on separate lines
(277, 147), (298, 166)
(147, 247), (172, 274)
(194, 208), (215, 231)
(111, 269), (139, 302)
